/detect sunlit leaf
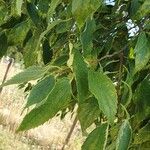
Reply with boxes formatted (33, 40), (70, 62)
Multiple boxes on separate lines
(72, 0), (101, 29)
(25, 76), (55, 108)
(137, 0), (150, 18)
(47, 0), (61, 22)
(0, 0), (8, 25)
(17, 78), (71, 131)
(0, 66), (48, 87)
(11, 0), (23, 16)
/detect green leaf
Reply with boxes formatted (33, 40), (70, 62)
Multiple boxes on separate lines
(25, 76), (55, 108)
(8, 20), (31, 46)
(26, 1), (41, 28)
(11, 0), (23, 16)
(129, 0), (141, 18)
(38, 0), (50, 16)
(0, 31), (8, 58)
(135, 32), (150, 73)
(42, 39), (53, 65)
(72, 0), (101, 29)
(134, 74), (150, 123)
(73, 50), (88, 102)
(47, 0), (61, 23)
(116, 120), (132, 150)
(88, 70), (118, 123)
(17, 78), (71, 131)
(0, 66), (48, 87)
(78, 97), (100, 131)
(53, 54), (69, 66)
(36, 19), (69, 52)
(0, 0), (8, 26)
(82, 123), (108, 150)
(121, 81), (132, 107)
(81, 18), (96, 57)
(137, 0), (150, 19)
(134, 121), (150, 144)
(23, 34), (39, 67)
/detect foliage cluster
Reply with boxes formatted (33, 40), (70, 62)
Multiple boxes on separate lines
(0, 0), (150, 149)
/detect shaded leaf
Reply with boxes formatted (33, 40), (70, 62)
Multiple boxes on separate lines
(25, 76), (55, 108)
(121, 81), (132, 107)
(81, 18), (96, 57)
(17, 78), (71, 131)
(26, 1), (41, 28)
(53, 54), (69, 66)
(38, 0), (50, 16)
(23, 34), (39, 67)
(116, 120), (132, 150)
(42, 39), (53, 65)
(73, 50), (88, 102)
(8, 20), (30, 46)
(134, 121), (150, 144)
(134, 74), (150, 123)
(0, 31), (8, 58)
(135, 32), (150, 73)
(88, 70), (118, 123)
(36, 19), (69, 52)
(82, 123), (108, 150)
(129, 0), (141, 18)
(78, 97), (100, 131)
(72, 0), (101, 29)
(0, 66), (48, 87)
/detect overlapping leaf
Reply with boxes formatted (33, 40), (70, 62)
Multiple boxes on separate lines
(82, 123), (108, 150)
(11, 0), (23, 16)
(0, 31), (8, 58)
(137, 0), (150, 19)
(135, 32), (150, 73)
(0, 66), (48, 87)
(0, 0), (8, 25)
(88, 70), (118, 123)
(81, 18), (96, 57)
(25, 76), (55, 108)
(72, 0), (101, 29)
(23, 34), (39, 67)
(134, 121), (150, 144)
(78, 97), (100, 131)
(73, 50), (88, 102)
(134, 74), (150, 123)
(47, 0), (61, 22)
(116, 120), (132, 150)
(17, 78), (71, 131)
(8, 20), (31, 46)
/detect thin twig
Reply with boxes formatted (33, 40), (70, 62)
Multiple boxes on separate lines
(61, 115), (78, 150)
(99, 50), (123, 62)
(0, 58), (13, 94)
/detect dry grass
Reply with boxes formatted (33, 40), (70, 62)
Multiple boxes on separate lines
(0, 58), (83, 150)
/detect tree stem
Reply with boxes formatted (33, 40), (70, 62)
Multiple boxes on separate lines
(61, 115), (78, 150)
